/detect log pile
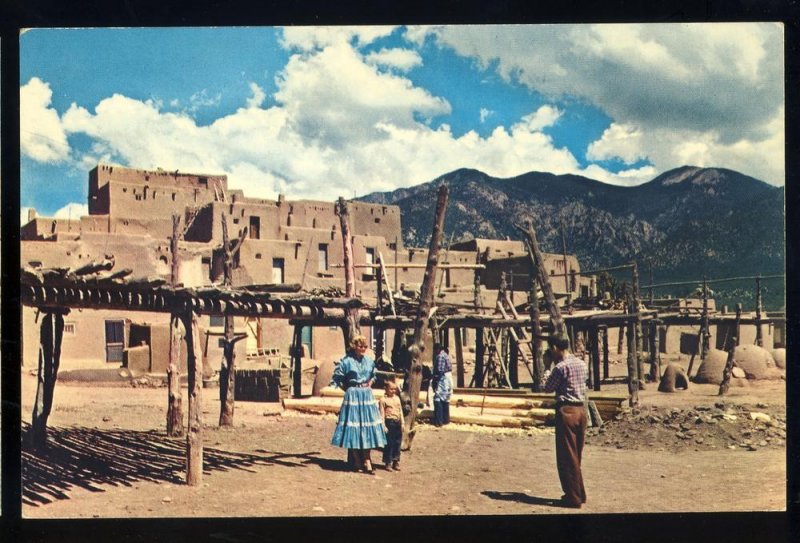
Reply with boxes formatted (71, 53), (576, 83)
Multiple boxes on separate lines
(281, 386), (628, 428)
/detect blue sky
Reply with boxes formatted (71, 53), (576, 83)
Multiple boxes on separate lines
(20, 24), (784, 220)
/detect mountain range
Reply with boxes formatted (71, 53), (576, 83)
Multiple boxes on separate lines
(359, 166), (785, 310)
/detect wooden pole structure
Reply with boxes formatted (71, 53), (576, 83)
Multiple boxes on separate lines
(624, 284), (639, 406)
(403, 184), (448, 449)
(516, 221), (566, 338)
(509, 333), (519, 388)
(336, 197), (361, 346)
(718, 304), (742, 396)
(166, 213), (184, 437)
(375, 263), (385, 359)
(31, 310), (67, 450)
(649, 319), (662, 382)
(528, 261), (544, 392)
(292, 325), (303, 398)
(701, 276), (711, 360)
(473, 250), (483, 313)
(454, 327), (465, 388)
(559, 217), (571, 305)
(166, 314), (184, 436)
(589, 325), (601, 391)
(183, 311), (204, 486)
(755, 276), (763, 347)
(475, 327), (485, 387)
(219, 213), (247, 427)
(617, 324), (625, 355)
(600, 325), (609, 380)
(631, 262), (645, 389)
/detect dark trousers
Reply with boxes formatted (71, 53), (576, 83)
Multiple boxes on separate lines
(433, 399), (450, 426)
(555, 405), (587, 506)
(382, 419), (402, 464)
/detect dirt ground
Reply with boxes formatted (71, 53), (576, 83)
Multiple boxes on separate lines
(20, 354), (786, 519)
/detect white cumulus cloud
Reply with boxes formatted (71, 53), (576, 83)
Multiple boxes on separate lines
(20, 77), (71, 163)
(365, 48), (423, 71)
(410, 23), (785, 184)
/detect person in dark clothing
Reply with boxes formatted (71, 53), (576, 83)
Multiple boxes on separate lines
(431, 343), (453, 426)
(541, 335), (588, 508)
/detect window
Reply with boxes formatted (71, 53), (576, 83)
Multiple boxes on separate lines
(318, 243), (329, 272)
(556, 260), (566, 271)
(172, 193), (176, 201)
(210, 315), (225, 327)
(272, 258), (285, 283)
(255, 253), (262, 259)
(365, 247), (376, 276)
(233, 218), (240, 224)
(374, 218), (381, 223)
(104, 320), (125, 363)
(249, 216), (260, 239)
(64, 322), (76, 335)
(218, 338), (226, 348)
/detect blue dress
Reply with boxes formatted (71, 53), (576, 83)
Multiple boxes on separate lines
(330, 353), (388, 449)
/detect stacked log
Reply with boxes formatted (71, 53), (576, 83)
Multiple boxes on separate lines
(283, 386), (628, 427)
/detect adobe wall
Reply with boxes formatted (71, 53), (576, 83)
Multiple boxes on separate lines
(90, 164), (225, 218)
(22, 307), (169, 370)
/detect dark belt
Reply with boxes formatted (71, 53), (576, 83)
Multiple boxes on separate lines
(347, 382), (371, 388)
(556, 400), (585, 408)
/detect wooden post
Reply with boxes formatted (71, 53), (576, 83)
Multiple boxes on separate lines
(626, 317), (638, 406)
(755, 276), (763, 347)
(719, 304), (742, 396)
(375, 264), (385, 359)
(509, 333), (519, 388)
(528, 262), (544, 392)
(623, 283), (638, 405)
(166, 314), (184, 437)
(475, 327), (485, 387)
(454, 327), (465, 388)
(632, 262), (645, 390)
(648, 260), (654, 305)
(600, 325), (609, 380)
(617, 324), (625, 355)
(473, 250), (483, 312)
(183, 311), (204, 486)
(31, 310), (67, 450)
(167, 214), (185, 436)
(590, 326), (601, 391)
(292, 325), (303, 398)
(516, 221), (566, 338)
(336, 197), (361, 346)
(165, 210), (197, 436)
(219, 213), (247, 427)
(559, 217), (571, 305)
(701, 276), (711, 358)
(649, 319), (662, 382)
(403, 184), (448, 449)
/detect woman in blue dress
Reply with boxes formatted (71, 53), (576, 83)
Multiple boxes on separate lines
(330, 335), (387, 473)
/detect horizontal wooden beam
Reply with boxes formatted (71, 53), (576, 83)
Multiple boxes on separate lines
(332, 263), (485, 270)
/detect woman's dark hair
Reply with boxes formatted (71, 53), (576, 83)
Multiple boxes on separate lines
(547, 336), (571, 351)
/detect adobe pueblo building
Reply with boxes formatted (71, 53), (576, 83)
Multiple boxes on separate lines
(21, 163), (781, 393)
(20, 164), (592, 379)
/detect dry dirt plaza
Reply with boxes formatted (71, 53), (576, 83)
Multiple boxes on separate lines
(19, 357), (786, 520)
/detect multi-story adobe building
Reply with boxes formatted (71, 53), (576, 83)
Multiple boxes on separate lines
(21, 164), (594, 376)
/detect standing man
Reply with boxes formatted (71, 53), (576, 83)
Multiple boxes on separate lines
(431, 343), (453, 426)
(541, 335), (588, 508)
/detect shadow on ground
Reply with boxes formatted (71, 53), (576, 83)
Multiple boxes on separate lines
(481, 490), (562, 507)
(22, 422), (322, 507)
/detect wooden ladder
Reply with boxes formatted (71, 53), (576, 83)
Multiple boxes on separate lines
(496, 291), (535, 379)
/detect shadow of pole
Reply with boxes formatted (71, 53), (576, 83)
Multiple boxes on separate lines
(21, 422), (324, 507)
